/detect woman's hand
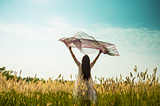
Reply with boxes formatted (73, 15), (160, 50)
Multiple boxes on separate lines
(69, 46), (72, 51)
(99, 50), (102, 54)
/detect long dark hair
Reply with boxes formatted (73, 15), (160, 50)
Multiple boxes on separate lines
(82, 55), (91, 80)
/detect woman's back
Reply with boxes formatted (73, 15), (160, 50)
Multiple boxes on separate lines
(73, 63), (96, 104)
(69, 46), (101, 105)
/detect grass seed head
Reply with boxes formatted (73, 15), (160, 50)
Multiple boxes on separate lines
(152, 76), (155, 82)
(140, 72), (144, 78)
(9, 70), (13, 75)
(19, 70), (22, 76)
(144, 69), (148, 75)
(134, 65), (137, 72)
(137, 73), (139, 77)
(153, 67), (157, 74)
(156, 77), (159, 84)
(130, 72), (133, 78)
(132, 77), (136, 83)
(47, 101), (52, 106)
(57, 74), (61, 79)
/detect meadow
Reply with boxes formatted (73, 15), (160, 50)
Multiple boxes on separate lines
(0, 66), (160, 106)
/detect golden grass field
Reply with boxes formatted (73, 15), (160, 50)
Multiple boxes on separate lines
(0, 66), (160, 106)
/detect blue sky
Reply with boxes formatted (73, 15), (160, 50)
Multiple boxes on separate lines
(0, 0), (160, 81)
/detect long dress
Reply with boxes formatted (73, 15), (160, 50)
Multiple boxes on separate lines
(73, 63), (97, 104)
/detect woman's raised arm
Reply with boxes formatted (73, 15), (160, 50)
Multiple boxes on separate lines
(69, 46), (80, 66)
(91, 50), (102, 68)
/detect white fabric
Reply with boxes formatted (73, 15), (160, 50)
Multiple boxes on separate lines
(59, 31), (120, 56)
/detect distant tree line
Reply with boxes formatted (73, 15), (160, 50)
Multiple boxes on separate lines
(0, 67), (44, 83)
(0, 67), (73, 84)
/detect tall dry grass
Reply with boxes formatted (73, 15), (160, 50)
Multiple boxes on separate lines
(0, 66), (160, 106)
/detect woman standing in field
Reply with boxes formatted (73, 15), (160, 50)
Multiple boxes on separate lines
(69, 46), (101, 105)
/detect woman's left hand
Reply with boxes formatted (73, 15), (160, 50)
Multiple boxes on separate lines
(99, 50), (102, 53)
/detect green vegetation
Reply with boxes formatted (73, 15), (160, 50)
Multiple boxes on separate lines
(0, 66), (160, 106)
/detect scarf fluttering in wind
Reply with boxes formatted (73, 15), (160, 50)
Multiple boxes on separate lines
(59, 31), (120, 56)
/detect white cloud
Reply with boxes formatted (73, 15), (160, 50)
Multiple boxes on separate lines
(1, 20), (159, 50)
(0, 19), (160, 80)
(88, 25), (160, 54)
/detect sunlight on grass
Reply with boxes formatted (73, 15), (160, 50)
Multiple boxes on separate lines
(0, 66), (160, 106)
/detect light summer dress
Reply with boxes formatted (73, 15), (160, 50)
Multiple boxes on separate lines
(73, 62), (97, 104)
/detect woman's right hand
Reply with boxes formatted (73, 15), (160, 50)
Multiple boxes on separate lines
(69, 46), (72, 51)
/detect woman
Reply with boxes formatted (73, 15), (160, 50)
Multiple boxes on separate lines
(69, 46), (101, 105)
